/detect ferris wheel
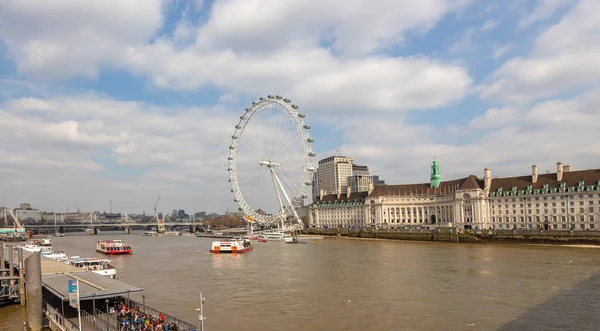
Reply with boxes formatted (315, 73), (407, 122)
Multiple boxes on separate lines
(228, 95), (315, 226)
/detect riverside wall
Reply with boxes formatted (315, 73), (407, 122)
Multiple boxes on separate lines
(301, 228), (600, 245)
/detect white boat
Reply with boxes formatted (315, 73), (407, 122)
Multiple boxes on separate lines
(163, 231), (181, 236)
(40, 249), (67, 260)
(53, 233), (65, 237)
(258, 230), (295, 242)
(210, 238), (253, 254)
(142, 231), (159, 236)
(21, 243), (43, 252)
(39, 238), (52, 246)
(64, 256), (117, 279)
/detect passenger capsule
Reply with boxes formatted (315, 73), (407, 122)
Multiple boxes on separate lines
(308, 166), (316, 172)
(228, 157), (233, 160)
(267, 95), (274, 99)
(283, 98), (291, 103)
(304, 180), (311, 185)
(303, 124), (311, 129)
(308, 152), (316, 157)
(307, 137), (314, 143)
(235, 125), (241, 129)
(291, 104), (299, 110)
(297, 113), (305, 118)
(275, 95), (283, 100)
(259, 97), (266, 101)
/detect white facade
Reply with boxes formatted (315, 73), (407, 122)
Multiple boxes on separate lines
(308, 162), (600, 231)
(487, 164), (600, 231)
(313, 156), (353, 200)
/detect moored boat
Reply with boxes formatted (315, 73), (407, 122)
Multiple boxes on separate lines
(142, 231), (159, 236)
(258, 230), (295, 242)
(40, 249), (67, 260)
(96, 240), (132, 255)
(64, 256), (117, 279)
(210, 238), (253, 253)
(163, 231), (181, 236)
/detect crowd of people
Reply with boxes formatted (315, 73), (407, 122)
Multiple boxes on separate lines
(110, 299), (183, 331)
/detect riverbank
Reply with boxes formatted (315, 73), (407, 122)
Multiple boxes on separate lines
(302, 228), (600, 246)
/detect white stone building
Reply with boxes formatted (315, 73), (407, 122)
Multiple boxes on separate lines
(308, 160), (600, 231)
(487, 163), (600, 230)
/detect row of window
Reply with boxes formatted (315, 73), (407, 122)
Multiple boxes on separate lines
(492, 215), (596, 223)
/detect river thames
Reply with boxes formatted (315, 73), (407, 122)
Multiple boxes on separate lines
(2, 232), (600, 330)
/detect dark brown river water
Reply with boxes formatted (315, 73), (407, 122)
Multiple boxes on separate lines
(2, 231), (600, 331)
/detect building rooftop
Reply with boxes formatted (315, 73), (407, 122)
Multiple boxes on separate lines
(368, 175), (483, 197)
(490, 168), (600, 192)
(312, 191), (369, 205)
(43, 271), (143, 301)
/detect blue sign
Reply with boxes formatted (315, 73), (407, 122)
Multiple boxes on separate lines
(68, 279), (77, 293)
(68, 279), (79, 308)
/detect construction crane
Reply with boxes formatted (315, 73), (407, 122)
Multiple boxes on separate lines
(153, 194), (161, 215)
(153, 194), (165, 234)
(74, 200), (80, 213)
(2, 208), (23, 229)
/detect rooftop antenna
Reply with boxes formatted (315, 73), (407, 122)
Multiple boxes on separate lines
(336, 138), (342, 156)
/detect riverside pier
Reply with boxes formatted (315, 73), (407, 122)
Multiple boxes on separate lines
(2, 243), (197, 331)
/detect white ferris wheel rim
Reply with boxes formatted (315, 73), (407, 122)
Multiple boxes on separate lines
(228, 95), (315, 224)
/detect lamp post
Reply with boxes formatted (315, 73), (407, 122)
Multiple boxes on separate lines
(105, 299), (109, 331)
(142, 295), (146, 312)
(92, 293), (97, 325)
(196, 293), (205, 331)
(126, 289), (130, 307)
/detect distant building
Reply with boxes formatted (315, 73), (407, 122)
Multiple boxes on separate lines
(20, 203), (32, 210)
(314, 156), (353, 200)
(15, 209), (42, 222)
(312, 156), (371, 200)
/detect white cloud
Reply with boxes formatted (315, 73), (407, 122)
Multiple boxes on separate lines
(469, 107), (518, 129)
(480, 0), (600, 103)
(492, 44), (514, 60)
(518, 0), (576, 29)
(197, 0), (471, 57)
(0, 93), (237, 213)
(340, 89), (600, 186)
(448, 28), (474, 54)
(0, 0), (164, 79)
(481, 19), (499, 31)
(129, 43), (472, 112)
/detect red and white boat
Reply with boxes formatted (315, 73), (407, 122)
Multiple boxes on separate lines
(96, 240), (132, 255)
(210, 238), (253, 254)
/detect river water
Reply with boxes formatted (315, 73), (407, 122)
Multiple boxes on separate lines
(2, 232), (600, 331)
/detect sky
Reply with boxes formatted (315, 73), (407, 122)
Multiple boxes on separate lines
(0, 0), (599, 215)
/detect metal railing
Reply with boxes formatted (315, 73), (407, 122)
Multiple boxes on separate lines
(114, 297), (198, 331)
(42, 301), (80, 331)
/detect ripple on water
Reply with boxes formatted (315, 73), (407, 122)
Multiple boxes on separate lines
(8, 232), (598, 331)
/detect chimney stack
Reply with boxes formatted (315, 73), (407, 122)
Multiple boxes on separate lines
(484, 168), (492, 193)
(319, 189), (324, 200)
(564, 164), (571, 172)
(346, 186), (351, 199)
(556, 162), (563, 181)
(532, 164), (538, 184)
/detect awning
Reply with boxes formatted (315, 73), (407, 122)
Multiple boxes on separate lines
(42, 271), (144, 301)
